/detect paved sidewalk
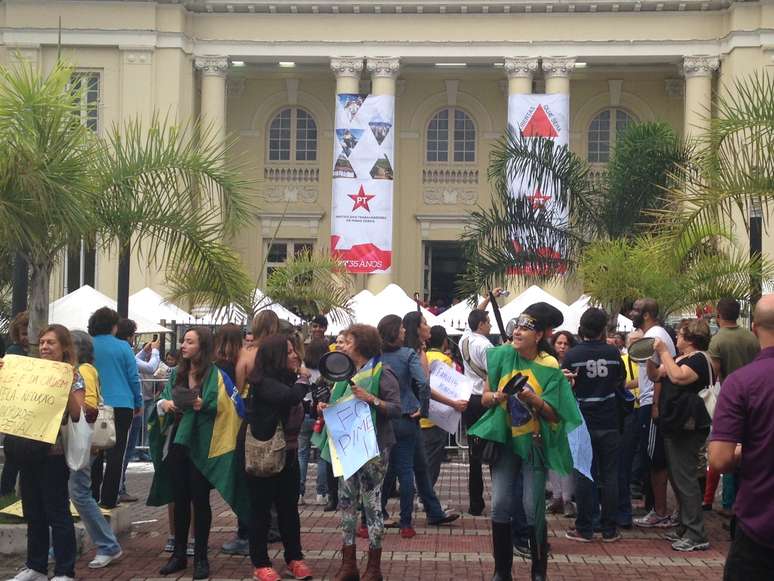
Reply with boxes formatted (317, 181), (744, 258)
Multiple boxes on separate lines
(1, 462), (729, 580)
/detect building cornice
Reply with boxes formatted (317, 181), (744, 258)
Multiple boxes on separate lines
(179, 0), (732, 14)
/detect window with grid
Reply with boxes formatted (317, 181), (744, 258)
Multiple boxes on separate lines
(268, 108), (317, 162)
(587, 108), (635, 164)
(70, 72), (100, 133)
(64, 239), (96, 294)
(426, 108), (476, 163)
(264, 240), (314, 282)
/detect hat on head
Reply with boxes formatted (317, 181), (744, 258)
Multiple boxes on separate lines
(523, 302), (564, 330)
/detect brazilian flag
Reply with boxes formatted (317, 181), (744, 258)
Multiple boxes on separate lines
(468, 345), (582, 474)
(147, 366), (250, 519)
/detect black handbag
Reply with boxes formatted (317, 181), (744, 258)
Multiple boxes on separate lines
(480, 439), (503, 466)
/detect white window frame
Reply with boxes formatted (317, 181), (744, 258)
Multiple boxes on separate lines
(586, 107), (636, 164)
(70, 70), (101, 134)
(266, 107), (318, 163)
(263, 239), (315, 284)
(426, 107), (477, 164)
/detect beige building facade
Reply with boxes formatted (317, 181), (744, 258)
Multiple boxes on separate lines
(1, 0), (772, 306)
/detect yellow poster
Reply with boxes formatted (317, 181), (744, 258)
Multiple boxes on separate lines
(0, 354), (73, 444)
(328, 433), (344, 478)
(0, 500), (113, 519)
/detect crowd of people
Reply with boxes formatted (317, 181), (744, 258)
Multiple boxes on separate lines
(1, 291), (772, 581)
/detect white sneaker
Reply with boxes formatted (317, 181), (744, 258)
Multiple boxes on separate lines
(88, 550), (123, 569)
(315, 494), (328, 505)
(50, 577), (75, 581)
(7, 568), (48, 581)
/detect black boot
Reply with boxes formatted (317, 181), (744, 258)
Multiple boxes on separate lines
(192, 556), (209, 580)
(491, 521), (513, 581)
(160, 545), (187, 576)
(529, 526), (549, 581)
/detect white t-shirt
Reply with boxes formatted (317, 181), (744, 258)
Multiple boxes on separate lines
(461, 331), (492, 396)
(638, 325), (676, 407)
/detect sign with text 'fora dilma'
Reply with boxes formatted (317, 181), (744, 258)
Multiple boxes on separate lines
(331, 93), (395, 273)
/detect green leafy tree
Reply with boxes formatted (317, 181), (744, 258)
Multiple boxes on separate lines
(0, 61), (98, 346)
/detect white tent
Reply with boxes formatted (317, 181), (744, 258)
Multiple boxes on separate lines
(436, 295), (489, 331)
(498, 286), (573, 330)
(129, 287), (194, 324)
(193, 289), (304, 326)
(365, 284), (460, 335)
(326, 289), (377, 335)
(565, 295), (634, 333)
(49, 285), (170, 334)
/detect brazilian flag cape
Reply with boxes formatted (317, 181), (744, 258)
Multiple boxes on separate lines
(311, 357), (382, 463)
(147, 366), (250, 519)
(468, 345), (582, 474)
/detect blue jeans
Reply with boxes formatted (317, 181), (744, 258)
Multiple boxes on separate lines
(491, 448), (535, 525)
(575, 428), (620, 538)
(510, 467), (530, 546)
(297, 415), (328, 496)
(381, 417), (418, 527)
(69, 454), (121, 557)
(413, 428), (445, 521)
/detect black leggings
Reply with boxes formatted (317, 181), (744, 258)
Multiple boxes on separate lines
(168, 444), (212, 558)
(248, 452), (303, 567)
(91, 407), (133, 507)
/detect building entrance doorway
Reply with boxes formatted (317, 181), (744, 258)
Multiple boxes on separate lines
(423, 241), (468, 311)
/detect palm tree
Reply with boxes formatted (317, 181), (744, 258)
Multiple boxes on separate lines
(0, 60), (98, 346)
(458, 117), (767, 314)
(93, 115), (257, 317)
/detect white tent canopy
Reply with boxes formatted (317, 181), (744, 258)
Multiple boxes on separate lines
(49, 285), (170, 334)
(366, 284), (460, 335)
(498, 286), (574, 331)
(129, 287), (194, 324)
(326, 289), (377, 336)
(192, 289), (304, 327)
(436, 296), (489, 331)
(565, 295), (634, 333)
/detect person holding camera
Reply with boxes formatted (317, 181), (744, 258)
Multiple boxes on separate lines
(469, 305), (582, 581)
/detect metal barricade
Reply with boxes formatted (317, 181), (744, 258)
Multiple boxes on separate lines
(137, 378), (168, 452)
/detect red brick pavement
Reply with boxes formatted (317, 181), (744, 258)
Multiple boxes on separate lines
(3, 462), (730, 580)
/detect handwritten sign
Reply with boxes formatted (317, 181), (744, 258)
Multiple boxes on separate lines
(0, 354), (73, 444)
(428, 360), (473, 434)
(323, 396), (379, 479)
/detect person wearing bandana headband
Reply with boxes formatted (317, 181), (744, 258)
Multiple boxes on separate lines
(469, 306), (582, 581)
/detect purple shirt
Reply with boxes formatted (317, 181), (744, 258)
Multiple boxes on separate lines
(710, 346), (774, 548)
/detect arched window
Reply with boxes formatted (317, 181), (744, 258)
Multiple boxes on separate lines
(426, 108), (476, 163)
(268, 107), (317, 162)
(587, 108), (635, 163)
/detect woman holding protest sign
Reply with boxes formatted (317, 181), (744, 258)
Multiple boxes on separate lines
(469, 306), (582, 581)
(243, 334), (313, 581)
(4, 324), (85, 581)
(316, 324), (401, 581)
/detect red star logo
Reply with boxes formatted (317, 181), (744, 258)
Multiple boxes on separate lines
(527, 189), (551, 209)
(349, 185), (376, 212)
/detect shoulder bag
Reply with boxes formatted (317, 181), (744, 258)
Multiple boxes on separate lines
(244, 421), (286, 477)
(91, 403), (116, 450)
(698, 351), (720, 419)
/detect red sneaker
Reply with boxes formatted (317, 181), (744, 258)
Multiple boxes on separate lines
(400, 527), (416, 539)
(286, 560), (313, 580)
(253, 566), (281, 581)
(357, 524), (369, 539)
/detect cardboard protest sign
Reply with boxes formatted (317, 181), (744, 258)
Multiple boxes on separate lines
(0, 354), (73, 444)
(428, 360), (474, 434)
(322, 396), (379, 479)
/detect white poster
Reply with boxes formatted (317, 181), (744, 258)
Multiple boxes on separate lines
(428, 360), (474, 434)
(331, 93), (395, 273)
(507, 94), (570, 274)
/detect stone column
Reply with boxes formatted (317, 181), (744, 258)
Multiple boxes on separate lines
(683, 55), (719, 139)
(364, 57), (400, 293)
(542, 57), (576, 94)
(330, 56), (363, 95)
(504, 56), (539, 95)
(194, 56), (228, 154)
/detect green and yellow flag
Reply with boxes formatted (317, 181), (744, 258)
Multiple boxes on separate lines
(147, 366), (250, 519)
(468, 345), (582, 475)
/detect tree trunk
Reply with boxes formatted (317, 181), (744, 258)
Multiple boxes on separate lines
(11, 252), (29, 316)
(117, 242), (130, 318)
(27, 260), (52, 356)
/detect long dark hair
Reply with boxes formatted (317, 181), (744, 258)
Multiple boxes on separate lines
(304, 338), (329, 370)
(377, 315), (403, 353)
(175, 326), (214, 388)
(249, 334), (295, 386)
(402, 311), (424, 352)
(214, 323), (243, 367)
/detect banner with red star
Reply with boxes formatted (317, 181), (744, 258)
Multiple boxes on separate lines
(331, 93), (395, 273)
(507, 94), (569, 275)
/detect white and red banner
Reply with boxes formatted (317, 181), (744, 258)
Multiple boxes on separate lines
(507, 94), (569, 274)
(331, 93), (395, 273)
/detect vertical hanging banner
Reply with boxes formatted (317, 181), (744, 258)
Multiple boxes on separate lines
(507, 94), (570, 275)
(331, 93), (395, 273)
